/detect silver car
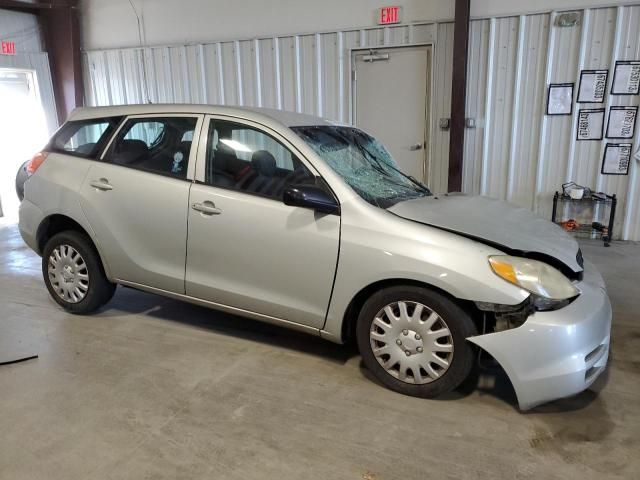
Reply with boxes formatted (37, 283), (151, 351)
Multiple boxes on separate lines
(19, 104), (611, 410)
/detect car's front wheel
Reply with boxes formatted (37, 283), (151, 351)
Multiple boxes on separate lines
(356, 286), (477, 398)
(42, 231), (116, 314)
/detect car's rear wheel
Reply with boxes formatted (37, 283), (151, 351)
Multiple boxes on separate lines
(42, 231), (116, 314)
(356, 286), (477, 398)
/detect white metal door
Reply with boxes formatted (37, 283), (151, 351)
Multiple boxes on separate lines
(353, 46), (431, 183)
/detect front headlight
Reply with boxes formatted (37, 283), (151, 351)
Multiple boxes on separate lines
(488, 255), (579, 300)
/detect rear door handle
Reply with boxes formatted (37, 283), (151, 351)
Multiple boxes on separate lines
(90, 179), (113, 191)
(192, 201), (222, 215)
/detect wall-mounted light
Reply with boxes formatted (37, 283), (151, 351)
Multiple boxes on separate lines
(555, 12), (581, 28)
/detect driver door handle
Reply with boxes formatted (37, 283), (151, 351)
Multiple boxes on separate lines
(90, 179), (113, 191)
(409, 143), (424, 151)
(192, 201), (222, 215)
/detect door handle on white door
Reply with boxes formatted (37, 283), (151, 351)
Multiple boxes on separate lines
(192, 201), (222, 215)
(409, 143), (424, 151)
(90, 179), (113, 191)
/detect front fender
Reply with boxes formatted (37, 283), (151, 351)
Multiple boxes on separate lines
(321, 209), (529, 342)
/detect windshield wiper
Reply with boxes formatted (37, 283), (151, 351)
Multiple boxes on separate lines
(351, 141), (422, 193)
(404, 175), (431, 195)
(356, 139), (431, 195)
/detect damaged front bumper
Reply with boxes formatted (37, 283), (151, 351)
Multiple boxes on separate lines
(468, 260), (611, 410)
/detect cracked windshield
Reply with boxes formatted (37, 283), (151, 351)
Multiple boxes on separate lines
(293, 126), (430, 208)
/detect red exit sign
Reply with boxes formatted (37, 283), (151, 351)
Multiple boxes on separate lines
(1, 41), (16, 55)
(378, 6), (402, 25)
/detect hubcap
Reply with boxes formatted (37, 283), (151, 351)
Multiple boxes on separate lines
(47, 244), (89, 304)
(369, 301), (454, 384)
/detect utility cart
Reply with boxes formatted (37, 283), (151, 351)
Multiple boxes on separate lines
(552, 190), (617, 246)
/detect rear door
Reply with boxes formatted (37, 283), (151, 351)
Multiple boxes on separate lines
(79, 114), (203, 293)
(185, 116), (340, 328)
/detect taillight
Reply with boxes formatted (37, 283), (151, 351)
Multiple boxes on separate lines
(26, 151), (48, 174)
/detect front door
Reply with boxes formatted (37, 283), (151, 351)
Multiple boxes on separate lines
(354, 45), (431, 184)
(185, 117), (340, 328)
(79, 114), (203, 293)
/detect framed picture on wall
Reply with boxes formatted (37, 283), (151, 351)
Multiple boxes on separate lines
(601, 143), (632, 175)
(577, 70), (608, 103)
(576, 109), (605, 140)
(606, 106), (638, 139)
(611, 61), (640, 95)
(547, 83), (574, 115)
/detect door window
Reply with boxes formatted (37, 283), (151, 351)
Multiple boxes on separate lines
(124, 121), (164, 147)
(204, 120), (315, 199)
(105, 117), (198, 179)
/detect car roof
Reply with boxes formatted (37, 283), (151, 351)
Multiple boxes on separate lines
(67, 104), (345, 128)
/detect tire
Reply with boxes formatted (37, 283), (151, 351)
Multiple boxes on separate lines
(42, 231), (116, 314)
(356, 285), (477, 398)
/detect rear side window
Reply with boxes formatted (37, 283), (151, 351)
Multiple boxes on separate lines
(50, 117), (122, 159)
(124, 121), (164, 147)
(104, 116), (198, 179)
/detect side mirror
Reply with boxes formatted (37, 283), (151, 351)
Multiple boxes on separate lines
(283, 184), (340, 215)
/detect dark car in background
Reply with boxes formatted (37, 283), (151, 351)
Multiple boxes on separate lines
(15, 159), (30, 201)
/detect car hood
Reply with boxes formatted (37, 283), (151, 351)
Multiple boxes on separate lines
(388, 194), (582, 274)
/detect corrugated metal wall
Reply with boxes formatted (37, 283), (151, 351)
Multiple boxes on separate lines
(83, 23), (440, 121)
(83, 5), (640, 240)
(463, 5), (640, 240)
(0, 9), (58, 134)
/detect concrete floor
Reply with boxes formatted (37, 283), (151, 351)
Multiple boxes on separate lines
(0, 221), (639, 480)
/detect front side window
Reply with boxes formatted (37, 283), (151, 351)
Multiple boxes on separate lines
(292, 126), (431, 208)
(50, 117), (122, 158)
(204, 120), (315, 199)
(105, 117), (198, 179)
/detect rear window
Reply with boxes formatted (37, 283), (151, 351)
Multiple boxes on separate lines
(49, 117), (123, 158)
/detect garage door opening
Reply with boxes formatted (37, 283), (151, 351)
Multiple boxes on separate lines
(0, 69), (48, 223)
(352, 45), (432, 186)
